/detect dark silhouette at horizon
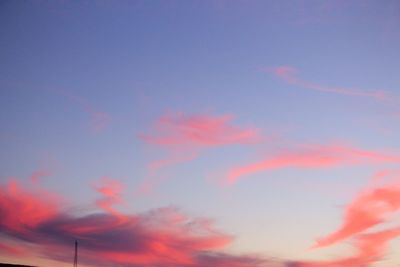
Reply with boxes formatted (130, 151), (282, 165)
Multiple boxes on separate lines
(0, 264), (37, 267)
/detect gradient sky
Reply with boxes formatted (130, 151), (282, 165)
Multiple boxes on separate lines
(1, 1), (400, 267)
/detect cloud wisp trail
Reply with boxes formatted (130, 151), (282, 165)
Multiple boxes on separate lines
(140, 111), (261, 147)
(292, 174), (400, 267)
(226, 143), (400, 184)
(312, 181), (400, 249)
(263, 66), (388, 101)
(93, 177), (125, 220)
(138, 111), (262, 194)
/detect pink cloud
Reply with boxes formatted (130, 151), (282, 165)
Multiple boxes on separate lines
(226, 144), (400, 184)
(147, 151), (199, 177)
(293, 228), (400, 267)
(135, 151), (199, 197)
(0, 179), (277, 267)
(2, 177), (400, 267)
(290, 176), (400, 267)
(93, 177), (124, 217)
(0, 179), (61, 234)
(139, 111), (263, 193)
(263, 65), (388, 101)
(0, 241), (29, 257)
(140, 112), (261, 147)
(312, 182), (400, 249)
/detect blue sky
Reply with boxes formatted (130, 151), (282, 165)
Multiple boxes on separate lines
(1, 1), (400, 266)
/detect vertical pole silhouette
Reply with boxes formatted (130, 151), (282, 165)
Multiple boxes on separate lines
(73, 240), (78, 267)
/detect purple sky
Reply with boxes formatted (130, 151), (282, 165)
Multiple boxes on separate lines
(1, 1), (400, 266)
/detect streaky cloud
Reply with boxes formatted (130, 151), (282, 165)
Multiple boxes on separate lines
(93, 177), (125, 221)
(139, 111), (263, 193)
(140, 111), (261, 147)
(292, 176), (400, 267)
(0, 240), (29, 257)
(312, 181), (400, 249)
(0, 179), (61, 234)
(136, 151), (198, 196)
(226, 144), (400, 184)
(263, 65), (388, 101)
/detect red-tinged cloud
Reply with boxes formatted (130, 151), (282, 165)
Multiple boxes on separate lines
(292, 228), (400, 267)
(312, 183), (400, 249)
(93, 177), (129, 225)
(263, 66), (388, 101)
(0, 241), (29, 257)
(139, 111), (263, 193)
(0, 180), (277, 267)
(147, 152), (199, 176)
(94, 177), (123, 214)
(0, 179), (60, 235)
(227, 144), (400, 184)
(354, 228), (400, 262)
(140, 112), (261, 148)
(289, 178), (400, 267)
(135, 151), (199, 196)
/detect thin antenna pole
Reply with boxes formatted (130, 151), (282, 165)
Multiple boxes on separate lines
(73, 240), (78, 267)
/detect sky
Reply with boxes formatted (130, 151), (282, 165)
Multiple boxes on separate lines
(1, 1), (400, 266)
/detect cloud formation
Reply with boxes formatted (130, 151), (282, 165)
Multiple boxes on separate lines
(139, 111), (262, 193)
(0, 240), (29, 257)
(226, 144), (400, 184)
(292, 229), (400, 267)
(263, 66), (388, 101)
(93, 177), (124, 218)
(140, 112), (261, 148)
(1, 176), (400, 267)
(312, 181), (400, 249)
(292, 176), (400, 267)
(0, 179), (274, 267)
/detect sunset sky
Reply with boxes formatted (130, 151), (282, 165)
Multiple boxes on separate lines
(1, 1), (400, 267)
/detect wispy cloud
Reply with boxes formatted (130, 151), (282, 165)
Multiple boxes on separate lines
(139, 111), (262, 193)
(312, 180), (400, 249)
(226, 143), (400, 184)
(140, 111), (261, 147)
(0, 240), (29, 257)
(136, 151), (198, 196)
(293, 228), (400, 267)
(0, 179), (276, 267)
(93, 177), (124, 217)
(263, 65), (388, 101)
(292, 174), (400, 267)
(0, 179), (61, 233)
